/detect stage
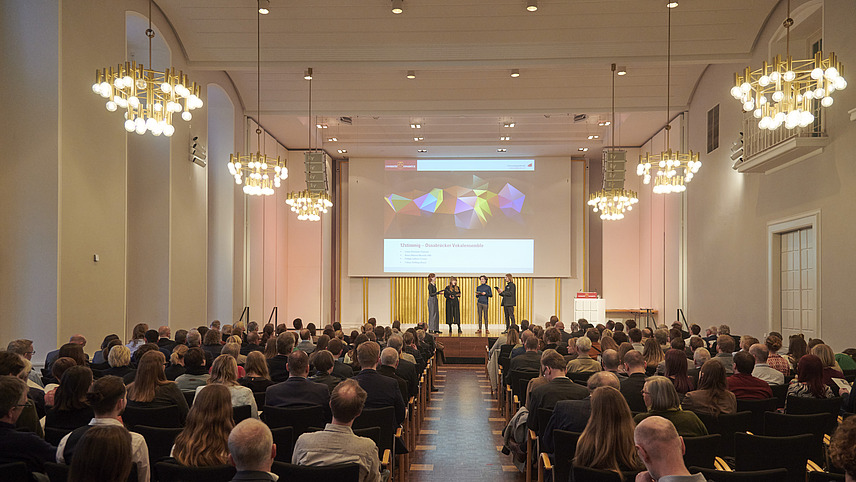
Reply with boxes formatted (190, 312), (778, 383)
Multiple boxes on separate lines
(432, 325), (502, 364)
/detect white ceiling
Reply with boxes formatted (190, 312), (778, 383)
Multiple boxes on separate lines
(156, 0), (777, 159)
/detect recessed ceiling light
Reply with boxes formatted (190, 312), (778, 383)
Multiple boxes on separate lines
(578, 147), (589, 152)
(510, 69), (520, 78)
(526, 0), (538, 12)
(617, 66), (627, 76)
(316, 124), (328, 129)
(500, 136), (511, 141)
(666, 1), (678, 8)
(406, 70), (416, 79)
(598, 121), (612, 126)
(503, 122), (515, 128)
(304, 68), (313, 80)
(337, 149), (347, 154)
(410, 123), (421, 129)
(258, 0), (270, 15)
(497, 148), (507, 152)
(413, 137), (424, 141)
(587, 135), (600, 140)
(392, 0), (403, 14)
(327, 137), (338, 142)
(417, 149), (427, 153)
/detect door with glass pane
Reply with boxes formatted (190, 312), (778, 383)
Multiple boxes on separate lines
(780, 227), (816, 340)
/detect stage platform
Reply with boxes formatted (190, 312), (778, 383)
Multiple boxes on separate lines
(433, 325), (501, 364)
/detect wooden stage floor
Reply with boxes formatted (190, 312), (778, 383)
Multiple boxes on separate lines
(432, 325), (503, 364)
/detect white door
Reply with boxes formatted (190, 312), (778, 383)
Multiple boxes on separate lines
(780, 227), (816, 340)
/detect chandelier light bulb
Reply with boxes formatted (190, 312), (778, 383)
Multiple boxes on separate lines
(783, 70), (796, 82)
(182, 111), (192, 121)
(821, 96), (834, 107)
(730, 86), (742, 99)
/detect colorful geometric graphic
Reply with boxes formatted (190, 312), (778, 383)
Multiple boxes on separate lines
(384, 176), (525, 230)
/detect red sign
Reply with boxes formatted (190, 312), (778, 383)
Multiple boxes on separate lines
(575, 292), (598, 298)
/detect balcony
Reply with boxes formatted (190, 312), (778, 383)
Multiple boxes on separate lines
(733, 108), (829, 174)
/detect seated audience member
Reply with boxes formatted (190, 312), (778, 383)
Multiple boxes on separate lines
(296, 329), (316, 354)
(527, 349), (589, 434)
(542, 371), (620, 453)
(6, 339), (43, 389)
(15, 357), (46, 419)
(634, 376), (708, 437)
(173, 384), (233, 466)
(57, 375), (149, 482)
(829, 416), (856, 482)
(127, 351), (190, 423)
(265, 350), (330, 415)
(175, 347), (209, 391)
(45, 365), (95, 431)
(377, 348), (408, 401)
(44, 357), (78, 407)
(787, 334), (808, 371)
(812, 343), (846, 387)
(620, 350), (649, 413)
(642, 338), (665, 374)
(573, 386), (643, 475)
(228, 419), (278, 482)
(711, 334), (735, 375)
(763, 334), (790, 376)
(68, 425), (133, 482)
(164, 344), (187, 381)
(267, 333), (294, 383)
(221, 343), (247, 376)
(543, 327), (566, 356)
(239, 351), (275, 393)
(0, 375), (56, 472)
(89, 335), (119, 367)
(565, 336), (601, 374)
(126, 323), (148, 356)
(601, 349), (626, 379)
(157, 326), (175, 351)
(682, 359), (736, 416)
(689, 347), (710, 387)
(202, 328), (224, 359)
(787, 354), (835, 404)
(328, 338), (355, 379)
(292, 379), (382, 482)
(586, 328), (603, 356)
(403, 331), (426, 373)
(629, 328), (645, 353)
(197, 354), (258, 419)
(510, 330), (533, 359)
(386, 335), (418, 396)
(241, 332), (264, 356)
(352, 341), (406, 425)
(600, 335), (619, 355)
(749, 343), (785, 385)
(634, 416), (707, 482)
(505, 334), (542, 384)
(728, 351), (773, 400)
(663, 349), (693, 395)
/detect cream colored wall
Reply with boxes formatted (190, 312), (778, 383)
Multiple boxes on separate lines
(685, 0), (856, 350)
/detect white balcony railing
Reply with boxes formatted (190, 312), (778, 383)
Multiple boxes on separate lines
(735, 106), (828, 173)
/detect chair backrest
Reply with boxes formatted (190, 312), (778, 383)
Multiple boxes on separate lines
(733, 432), (812, 482)
(695, 411), (752, 458)
(736, 398), (778, 434)
(682, 434), (721, 470)
(785, 396), (842, 434)
(690, 466), (789, 481)
(509, 369), (539, 398)
(352, 406), (396, 455)
(0, 462), (29, 482)
(271, 461), (360, 482)
(123, 405), (182, 429)
(536, 408), (554, 438)
(572, 465), (623, 482)
(182, 390), (195, 407)
(271, 426), (295, 463)
(253, 391), (266, 410)
(771, 384), (788, 408)
(552, 430), (581, 482)
(763, 412), (829, 463)
(567, 371), (594, 385)
(44, 461), (69, 482)
(134, 425), (184, 466)
(233, 404), (252, 423)
(843, 369), (856, 383)
(154, 462), (237, 482)
(807, 471), (847, 482)
(44, 426), (73, 446)
(261, 405), (325, 441)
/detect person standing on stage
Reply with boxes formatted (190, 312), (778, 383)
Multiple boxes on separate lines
(427, 274), (440, 334)
(475, 275), (492, 335)
(444, 276), (462, 335)
(496, 273), (516, 333)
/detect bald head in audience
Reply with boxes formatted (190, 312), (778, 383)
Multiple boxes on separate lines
(228, 419), (276, 474)
(623, 350), (646, 374)
(331, 379), (368, 425)
(380, 347), (399, 368)
(634, 416), (697, 481)
(587, 371), (620, 391)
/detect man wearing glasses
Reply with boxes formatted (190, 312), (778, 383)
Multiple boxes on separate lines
(0, 375), (57, 473)
(7, 339), (43, 388)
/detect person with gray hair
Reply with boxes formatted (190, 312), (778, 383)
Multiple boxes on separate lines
(634, 416), (706, 481)
(228, 419), (276, 481)
(541, 371), (621, 452)
(377, 347), (409, 400)
(749, 343), (785, 385)
(186, 330), (201, 348)
(7, 339), (43, 388)
(292, 379), (382, 482)
(633, 376), (707, 437)
(566, 336), (601, 373)
(601, 349), (625, 379)
(385, 335), (418, 398)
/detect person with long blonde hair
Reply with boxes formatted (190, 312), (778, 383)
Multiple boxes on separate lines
(196, 354), (258, 419)
(643, 338), (665, 373)
(172, 384), (234, 467)
(239, 351), (275, 393)
(574, 386), (643, 475)
(127, 351), (189, 423)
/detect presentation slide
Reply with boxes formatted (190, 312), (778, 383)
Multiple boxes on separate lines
(348, 157), (572, 277)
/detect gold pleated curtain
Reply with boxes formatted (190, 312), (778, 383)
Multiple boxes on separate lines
(392, 277), (533, 325)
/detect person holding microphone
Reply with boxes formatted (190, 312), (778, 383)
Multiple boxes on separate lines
(475, 275), (492, 335)
(444, 276), (462, 335)
(496, 273), (516, 334)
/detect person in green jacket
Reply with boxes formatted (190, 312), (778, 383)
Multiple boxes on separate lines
(633, 376), (708, 437)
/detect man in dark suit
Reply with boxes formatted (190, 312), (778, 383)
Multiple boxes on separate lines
(505, 335), (541, 384)
(402, 331), (426, 374)
(511, 330), (534, 359)
(541, 371), (621, 453)
(496, 273), (517, 333)
(267, 333), (294, 383)
(157, 326), (175, 352)
(555, 321), (572, 345)
(543, 327), (568, 356)
(619, 350), (648, 413)
(327, 338), (355, 380)
(265, 350), (331, 418)
(241, 332), (264, 356)
(378, 347), (410, 401)
(526, 350), (588, 435)
(386, 335), (418, 398)
(352, 341), (406, 425)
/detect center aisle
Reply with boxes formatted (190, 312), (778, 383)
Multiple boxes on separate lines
(408, 365), (524, 481)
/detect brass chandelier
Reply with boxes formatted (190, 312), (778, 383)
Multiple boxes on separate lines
(227, 1), (287, 196)
(589, 64), (638, 220)
(636, 3), (701, 194)
(91, 0), (202, 136)
(731, 0), (846, 131)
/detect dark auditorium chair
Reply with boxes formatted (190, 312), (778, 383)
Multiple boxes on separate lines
(785, 396), (842, 434)
(154, 461), (236, 482)
(733, 432), (812, 482)
(736, 398), (777, 434)
(567, 371), (594, 385)
(45, 461), (138, 482)
(498, 345), (513, 374)
(690, 467), (788, 482)
(843, 369), (856, 383)
(271, 426), (295, 463)
(572, 465), (623, 482)
(253, 391), (265, 410)
(262, 405), (325, 442)
(0, 462), (29, 482)
(536, 408), (554, 439)
(271, 461), (360, 482)
(551, 430), (581, 482)
(134, 425), (183, 466)
(353, 406), (397, 474)
(44, 426), (72, 445)
(182, 390), (195, 408)
(233, 404), (252, 423)
(763, 412), (828, 464)
(682, 434), (721, 470)
(771, 383), (788, 408)
(808, 471), (846, 482)
(508, 369), (540, 405)
(123, 405), (182, 429)
(695, 411), (752, 458)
